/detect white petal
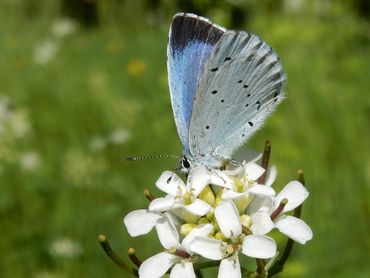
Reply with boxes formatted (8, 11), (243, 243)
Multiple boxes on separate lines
(139, 252), (179, 278)
(274, 215), (313, 244)
(265, 165), (277, 187)
(155, 214), (181, 250)
(189, 237), (224, 260)
(248, 195), (274, 215)
(250, 210), (274, 235)
(233, 148), (262, 163)
(221, 190), (250, 213)
(149, 196), (177, 212)
(223, 165), (245, 176)
(218, 257), (241, 278)
(274, 181), (309, 213)
(221, 190), (246, 200)
(123, 209), (160, 237)
(242, 235), (276, 259)
(182, 224), (214, 252)
(248, 184), (276, 197)
(189, 166), (211, 197)
(244, 162), (265, 181)
(165, 212), (182, 230)
(215, 201), (242, 239)
(156, 171), (186, 196)
(210, 170), (234, 188)
(170, 262), (196, 278)
(184, 199), (212, 216)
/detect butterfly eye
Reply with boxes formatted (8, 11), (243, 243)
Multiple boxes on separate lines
(182, 157), (191, 169)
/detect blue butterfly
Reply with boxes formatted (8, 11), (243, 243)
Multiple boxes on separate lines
(167, 13), (286, 172)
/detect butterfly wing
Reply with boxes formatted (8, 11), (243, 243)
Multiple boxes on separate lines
(189, 31), (286, 159)
(167, 13), (225, 153)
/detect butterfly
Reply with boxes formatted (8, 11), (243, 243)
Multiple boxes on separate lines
(167, 13), (286, 172)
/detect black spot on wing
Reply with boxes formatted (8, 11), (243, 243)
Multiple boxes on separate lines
(224, 57), (231, 61)
(211, 90), (218, 94)
(211, 67), (219, 72)
(248, 121), (253, 127)
(206, 125), (210, 129)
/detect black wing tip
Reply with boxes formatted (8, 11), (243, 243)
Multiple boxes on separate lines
(169, 12), (226, 51)
(172, 12), (226, 32)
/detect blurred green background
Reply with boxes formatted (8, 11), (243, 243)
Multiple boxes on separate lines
(0, 0), (369, 277)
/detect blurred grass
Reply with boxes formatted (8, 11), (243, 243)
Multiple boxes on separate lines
(0, 1), (369, 277)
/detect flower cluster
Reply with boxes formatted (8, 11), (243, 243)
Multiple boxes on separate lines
(123, 152), (312, 278)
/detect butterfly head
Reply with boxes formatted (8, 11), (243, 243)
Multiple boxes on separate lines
(177, 155), (192, 174)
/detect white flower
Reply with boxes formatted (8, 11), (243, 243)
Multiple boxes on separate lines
(123, 152), (313, 277)
(109, 128), (131, 144)
(218, 162), (277, 212)
(125, 210), (212, 278)
(189, 200), (277, 278)
(51, 17), (77, 38)
(149, 168), (231, 220)
(33, 39), (59, 65)
(49, 237), (83, 259)
(89, 135), (107, 152)
(123, 209), (163, 237)
(19, 151), (41, 171)
(249, 181), (313, 244)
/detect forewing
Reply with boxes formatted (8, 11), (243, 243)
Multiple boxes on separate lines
(189, 31), (286, 158)
(167, 13), (224, 152)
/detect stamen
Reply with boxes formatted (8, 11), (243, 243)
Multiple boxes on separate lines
(258, 140), (271, 184)
(143, 189), (155, 202)
(295, 169), (305, 218)
(270, 198), (288, 221)
(226, 245), (235, 256)
(170, 248), (191, 259)
(242, 226), (252, 235)
(180, 223), (196, 237)
(128, 248), (142, 267)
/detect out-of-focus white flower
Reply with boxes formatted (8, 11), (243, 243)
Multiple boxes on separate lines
(19, 151), (41, 171)
(0, 96), (12, 121)
(109, 128), (131, 145)
(283, 0), (306, 13)
(63, 149), (107, 186)
(49, 237), (83, 259)
(33, 39), (59, 65)
(51, 17), (77, 38)
(7, 109), (30, 138)
(89, 135), (107, 152)
(35, 271), (57, 278)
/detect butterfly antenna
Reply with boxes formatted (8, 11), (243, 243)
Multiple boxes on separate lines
(124, 154), (179, 161)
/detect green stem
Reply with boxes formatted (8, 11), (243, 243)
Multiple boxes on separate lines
(256, 258), (266, 276)
(98, 235), (138, 276)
